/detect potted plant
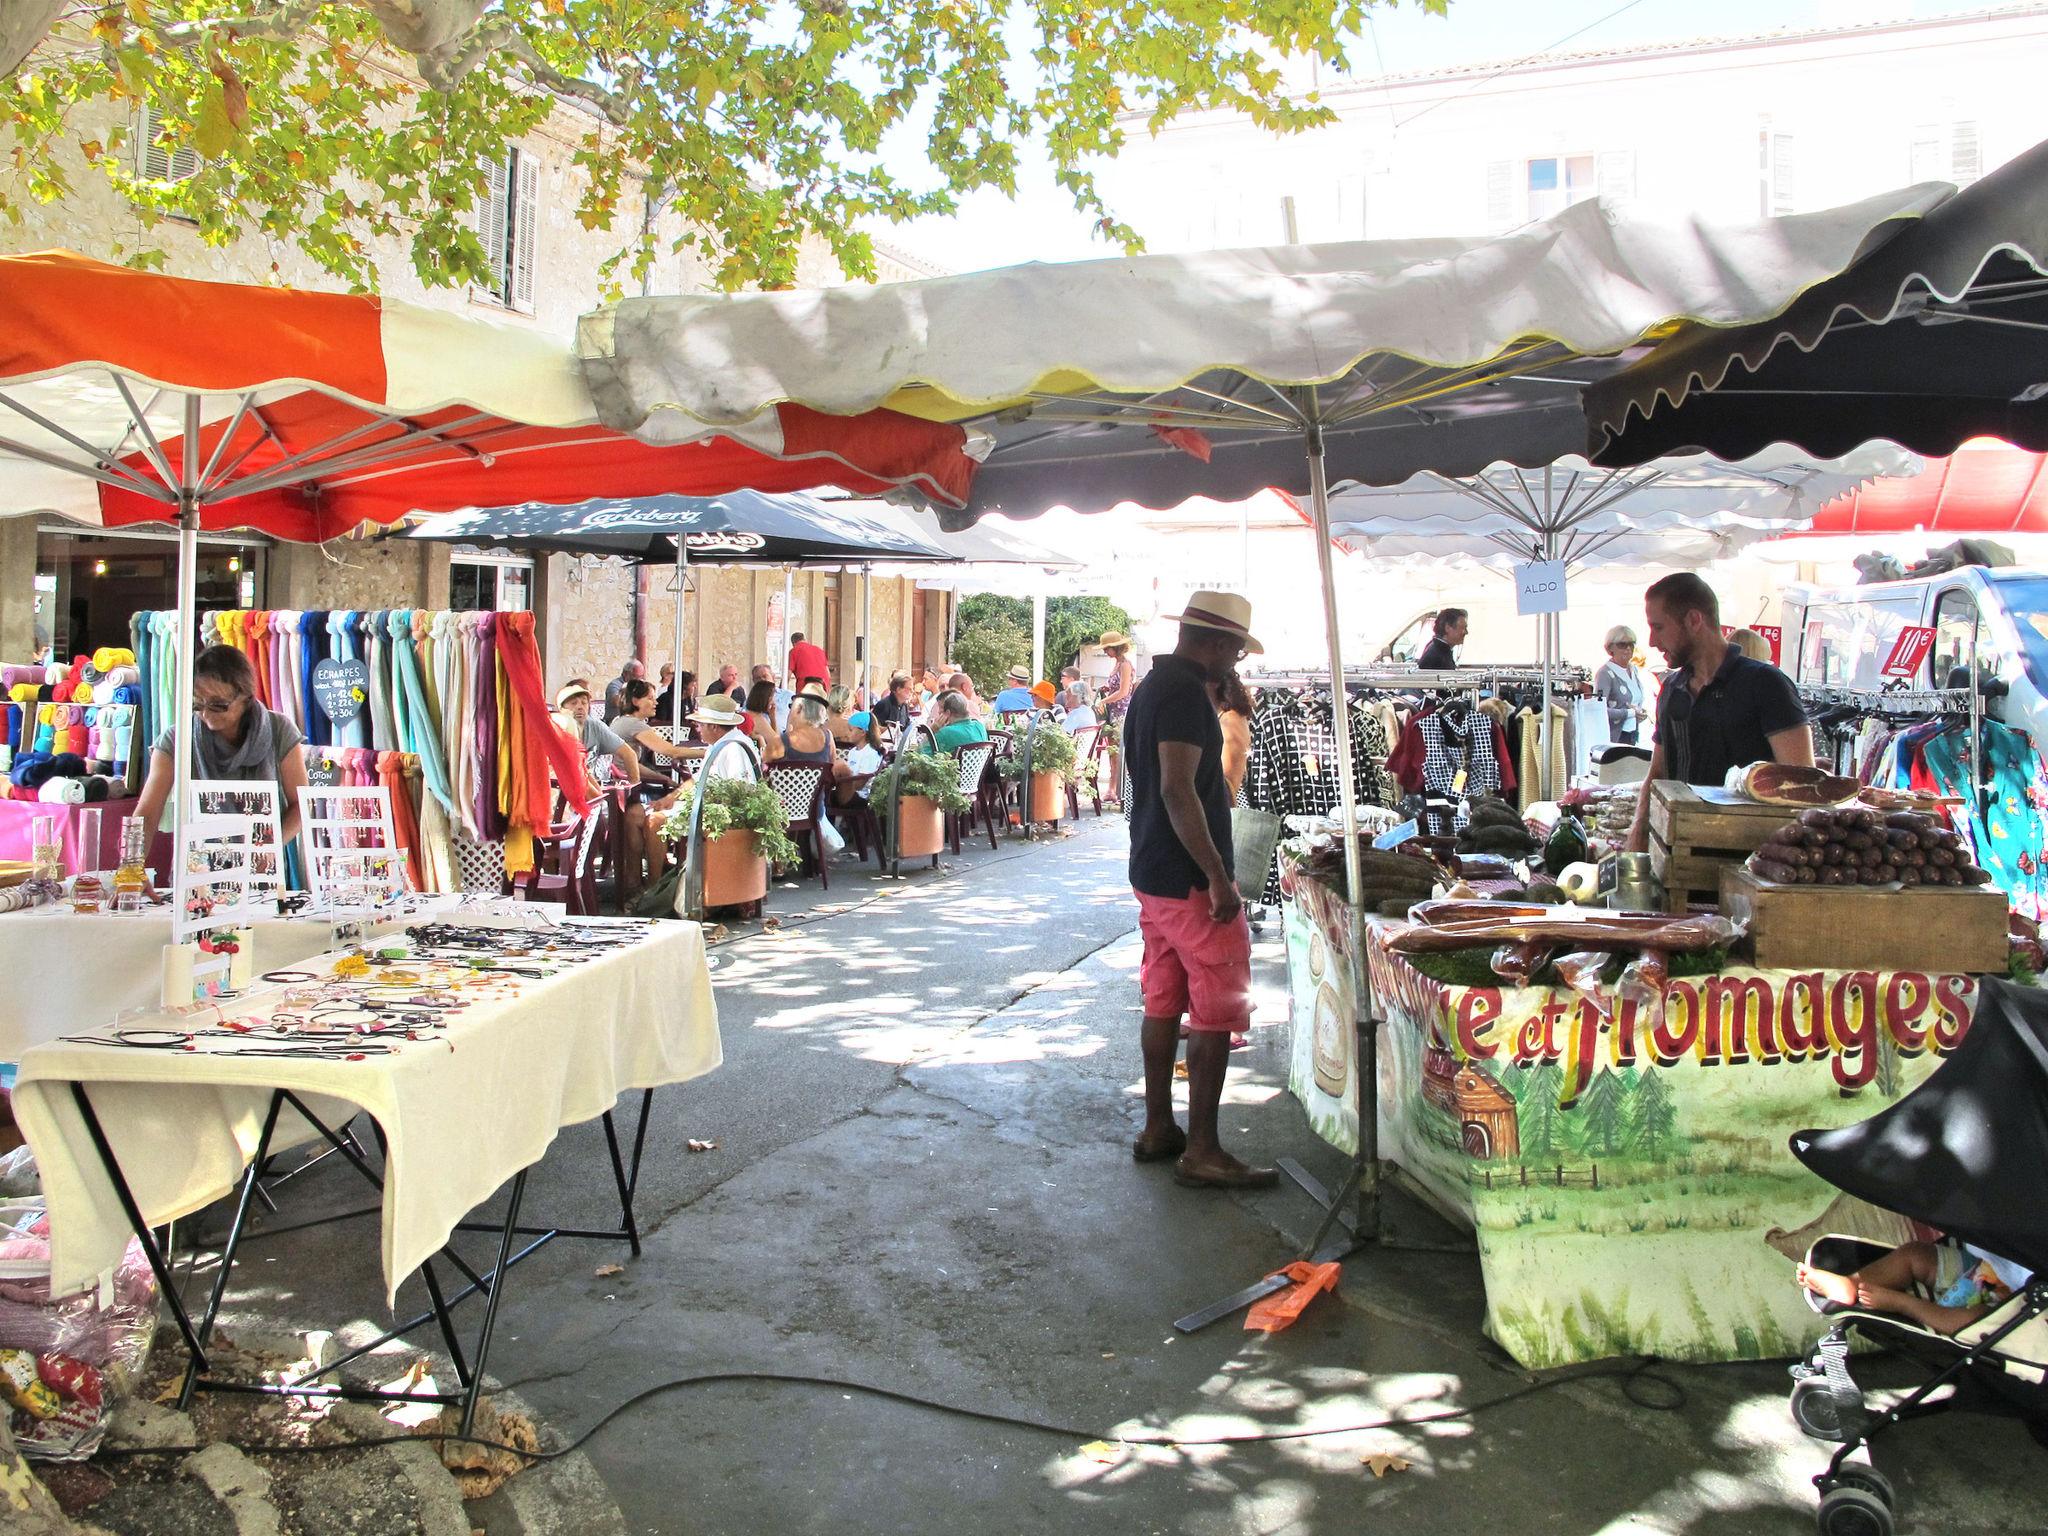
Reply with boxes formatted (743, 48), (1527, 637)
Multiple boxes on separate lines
(997, 722), (1077, 825)
(657, 776), (798, 908)
(871, 750), (971, 859)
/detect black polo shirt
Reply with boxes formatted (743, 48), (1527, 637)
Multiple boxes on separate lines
(1124, 654), (1234, 898)
(1416, 637), (1457, 670)
(1655, 647), (1807, 786)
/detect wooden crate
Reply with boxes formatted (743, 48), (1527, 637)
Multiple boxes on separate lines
(1646, 782), (1802, 913)
(1721, 866), (2009, 973)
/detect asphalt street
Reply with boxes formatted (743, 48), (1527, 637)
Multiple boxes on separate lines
(201, 815), (2037, 1536)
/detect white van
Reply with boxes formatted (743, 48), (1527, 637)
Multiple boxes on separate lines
(1781, 566), (2048, 736)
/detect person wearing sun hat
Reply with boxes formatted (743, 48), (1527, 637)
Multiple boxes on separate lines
(688, 692), (762, 780)
(1123, 591), (1276, 1192)
(992, 663), (1036, 715)
(1097, 628), (1137, 807)
(1029, 679), (1058, 712)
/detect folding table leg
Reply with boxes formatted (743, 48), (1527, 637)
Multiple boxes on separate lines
(69, 1084), (212, 1378)
(461, 1170), (527, 1436)
(179, 1091), (287, 1408)
(600, 1110), (642, 1257)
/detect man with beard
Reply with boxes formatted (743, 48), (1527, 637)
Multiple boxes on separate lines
(1625, 572), (1810, 852)
(1124, 590), (1276, 1191)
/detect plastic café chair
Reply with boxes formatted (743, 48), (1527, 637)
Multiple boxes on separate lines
(765, 762), (832, 889)
(946, 742), (999, 854)
(1067, 724), (1102, 818)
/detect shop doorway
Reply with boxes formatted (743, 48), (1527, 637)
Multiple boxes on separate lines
(36, 528), (263, 658)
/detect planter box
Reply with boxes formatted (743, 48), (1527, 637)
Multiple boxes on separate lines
(702, 829), (767, 906)
(1027, 772), (1066, 825)
(895, 794), (945, 858)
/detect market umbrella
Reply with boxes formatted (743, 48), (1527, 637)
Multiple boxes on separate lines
(1587, 136), (2048, 470)
(407, 490), (955, 702)
(1322, 448), (1905, 790)
(0, 251), (984, 860)
(579, 185), (1948, 903)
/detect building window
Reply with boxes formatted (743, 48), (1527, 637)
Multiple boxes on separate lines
(1759, 129), (1795, 216)
(450, 553), (533, 611)
(1525, 155), (1596, 221)
(1912, 121), (1982, 185)
(133, 103), (199, 186)
(475, 147), (539, 311)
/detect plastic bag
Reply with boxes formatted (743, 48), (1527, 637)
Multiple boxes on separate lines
(0, 1199), (158, 1461)
(1489, 941), (1554, 987)
(1618, 948), (1670, 1033)
(1554, 950), (1614, 1021)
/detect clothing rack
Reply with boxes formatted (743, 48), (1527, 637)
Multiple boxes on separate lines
(1246, 665), (1589, 692)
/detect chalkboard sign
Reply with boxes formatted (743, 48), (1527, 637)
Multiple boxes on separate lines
(305, 756), (343, 789)
(311, 658), (368, 723)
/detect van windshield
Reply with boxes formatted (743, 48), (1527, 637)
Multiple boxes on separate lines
(1991, 574), (2048, 687)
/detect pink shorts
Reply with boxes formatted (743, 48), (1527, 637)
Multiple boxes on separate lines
(1136, 887), (1253, 1034)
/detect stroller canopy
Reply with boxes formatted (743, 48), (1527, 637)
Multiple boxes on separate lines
(1792, 977), (2048, 1277)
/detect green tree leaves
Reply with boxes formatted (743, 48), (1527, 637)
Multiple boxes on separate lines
(2, 1), (1442, 292)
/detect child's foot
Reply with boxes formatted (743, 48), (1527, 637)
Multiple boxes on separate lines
(1798, 1263), (1859, 1306)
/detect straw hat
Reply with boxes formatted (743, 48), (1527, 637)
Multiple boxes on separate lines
(1097, 630), (1130, 651)
(791, 681), (832, 707)
(554, 682), (591, 709)
(1006, 664), (1031, 685)
(1160, 590), (1263, 654)
(691, 693), (745, 728)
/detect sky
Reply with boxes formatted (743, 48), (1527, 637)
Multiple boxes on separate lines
(867, 0), (2011, 273)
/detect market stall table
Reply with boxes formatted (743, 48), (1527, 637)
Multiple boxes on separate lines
(10, 914), (719, 1428)
(0, 908), (405, 1065)
(1281, 859), (1993, 1367)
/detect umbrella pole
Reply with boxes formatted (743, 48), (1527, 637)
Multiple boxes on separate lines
(1031, 591), (1046, 686)
(673, 537), (689, 721)
(1304, 412), (1362, 911)
(1539, 490), (1556, 802)
(781, 566), (794, 684)
(861, 562), (872, 704)
(171, 393), (200, 874)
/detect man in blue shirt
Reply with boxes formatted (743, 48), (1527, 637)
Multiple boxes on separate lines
(991, 664), (1036, 715)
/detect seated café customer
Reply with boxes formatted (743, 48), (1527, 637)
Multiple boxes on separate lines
(1029, 680), (1059, 714)
(826, 684), (864, 746)
(610, 679), (698, 789)
(836, 712), (885, 805)
(688, 694), (761, 779)
(946, 671), (984, 719)
(872, 672), (915, 734)
(1061, 684), (1099, 735)
(556, 680), (654, 905)
(742, 679), (785, 763)
(992, 666), (1035, 715)
(928, 690), (989, 753)
(137, 643), (309, 844)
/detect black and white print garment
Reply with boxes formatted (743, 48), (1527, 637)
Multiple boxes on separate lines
(1243, 690), (1395, 904)
(1415, 708), (1504, 831)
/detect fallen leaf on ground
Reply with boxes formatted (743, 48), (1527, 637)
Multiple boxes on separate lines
(1078, 1440), (1124, 1463)
(1172, 1060), (1189, 1079)
(687, 1138), (719, 1152)
(433, 1399), (539, 1498)
(1363, 1453), (1412, 1478)
(594, 1263), (624, 1278)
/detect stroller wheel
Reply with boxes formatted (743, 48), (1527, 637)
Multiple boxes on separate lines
(1791, 1378), (1848, 1442)
(1823, 1466), (1895, 1512)
(1817, 1486), (1894, 1536)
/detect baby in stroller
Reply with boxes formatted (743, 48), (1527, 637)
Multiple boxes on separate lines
(1780, 977), (2048, 1536)
(1797, 1240), (2035, 1336)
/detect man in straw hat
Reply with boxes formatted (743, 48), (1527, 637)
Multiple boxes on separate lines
(1125, 591), (1276, 1190)
(992, 664), (1036, 715)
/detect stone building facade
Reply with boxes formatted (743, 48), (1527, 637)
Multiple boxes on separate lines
(0, 49), (951, 693)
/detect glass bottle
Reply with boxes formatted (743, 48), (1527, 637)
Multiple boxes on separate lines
(113, 814), (152, 913)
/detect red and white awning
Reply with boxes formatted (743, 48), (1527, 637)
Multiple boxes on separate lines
(0, 250), (981, 537)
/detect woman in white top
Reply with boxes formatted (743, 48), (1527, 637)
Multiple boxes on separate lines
(1593, 625), (1650, 745)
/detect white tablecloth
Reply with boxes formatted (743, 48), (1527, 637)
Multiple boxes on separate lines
(0, 910), (399, 1063)
(12, 918), (720, 1301)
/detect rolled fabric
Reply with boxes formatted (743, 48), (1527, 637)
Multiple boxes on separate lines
(9, 751), (49, 787)
(35, 685), (52, 703)
(72, 681), (93, 705)
(7, 683), (37, 704)
(38, 777), (84, 804)
(42, 663), (62, 687)
(50, 680), (73, 703)
(0, 666), (41, 690)
(81, 776), (110, 802)
(97, 665), (139, 693)
(46, 751), (86, 779)
(111, 683), (141, 706)
(92, 646), (135, 673)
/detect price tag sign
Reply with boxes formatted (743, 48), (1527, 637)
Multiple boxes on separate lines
(1372, 818), (1418, 850)
(311, 658), (369, 723)
(1882, 625), (1937, 679)
(1514, 560), (1568, 616)
(1752, 624), (1783, 665)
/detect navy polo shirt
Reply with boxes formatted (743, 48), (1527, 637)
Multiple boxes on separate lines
(1654, 647), (1806, 786)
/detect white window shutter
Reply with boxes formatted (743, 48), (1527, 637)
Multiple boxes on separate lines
(134, 103), (198, 183)
(478, 153), (510, 299)
(512, 151), (539, 311)
(1596, 150), (1634, 207)
(1770, 132), (1795, 215)
(1950, 121), (1982, 184)
(1909, 127), (1942, 183)
(1485, 161), (1515, 230)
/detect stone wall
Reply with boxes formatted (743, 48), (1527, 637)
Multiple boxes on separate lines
(268, 537), (450, 614)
